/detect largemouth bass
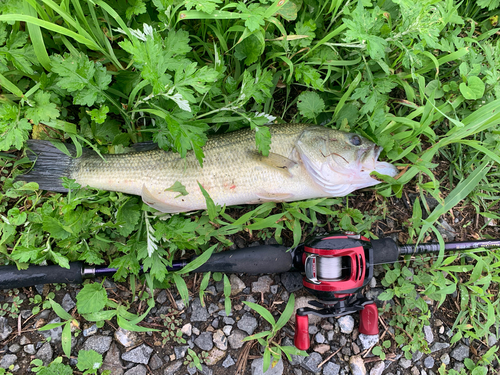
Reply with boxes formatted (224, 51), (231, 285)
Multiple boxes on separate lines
(19, 124), (398, 213)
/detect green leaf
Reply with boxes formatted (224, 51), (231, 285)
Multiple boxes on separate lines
(76, 283), (108, 315)
(234, 33), (265, 65)
(25, 91), (60, 124)
(115, 198), (141, 237)
(178, 244), (216, 274)
(77, 350), (103, 373)
(459, 76), (485, 100)
(198, 183), (218, 220)
(61, 321), (72, 358)
(89, 106), (109, 124)
(223, 274), (231, 316)
(243, 301), (275, 326)
(297, 91), (325, 119)
(49, 298), (73, 321)
(166, 181), (189, 198)
(172, 273), (190, 307)
(116, 314), (158, 332)
(275, 293), (295, 330)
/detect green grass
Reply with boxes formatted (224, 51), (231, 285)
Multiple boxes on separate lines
(1, 0), (500, 372)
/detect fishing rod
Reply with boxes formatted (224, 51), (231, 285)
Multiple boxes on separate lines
(0, 234), (498, 350)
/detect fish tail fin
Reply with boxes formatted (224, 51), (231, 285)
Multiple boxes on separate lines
(16, 140), (79, 192)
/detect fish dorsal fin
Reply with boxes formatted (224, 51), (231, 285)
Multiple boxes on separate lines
(141, 184), (186, 213)
(131, 141), (158, 152)
(250, 151), (297, 176)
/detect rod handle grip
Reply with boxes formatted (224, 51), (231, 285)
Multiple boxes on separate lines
(0, 262), (84, 290)
(294, 313), (310, 350)
(359, 303), (379, 335)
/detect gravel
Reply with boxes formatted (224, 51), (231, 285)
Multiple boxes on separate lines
(251, 357), (284, 375)
(83, 335), (113, 354)
(450, 344), (470, 361)
(194, 332), (214, 351)
(191, 298), (210, 321)
(338, 315), (355, 334)
(237, 312), (258, 335)
(323, 362), (341, 375)
(121, 344), (154, 365)
(301, 352), (322, 373)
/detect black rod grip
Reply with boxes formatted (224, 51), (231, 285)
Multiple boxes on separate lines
(0, 262), (84, 289)
(193, 245), (293, 274)
(370, 238), (400, 265)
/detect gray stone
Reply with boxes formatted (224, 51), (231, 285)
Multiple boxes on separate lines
(369, 361), (384, 375)
(430, 342), (450, 353)
(39, 317), (63, 342)
(192, 326), (200, 336)
(228, 329), (246, 349)
(281, 272), (303, 293)
(8, 344), (21, 353)
(163, 360), (182, 375)
(181, 323), (192, 336)
(84, 335), (113, 354)
(440, 353), (450, 365)
(230, 275), (246, 295)
(24, 344), (36, 355)
(412, 351), (423, 362)
(400, 358), (412, 369)
(191, 298), (210, 321)
(149, 353), (163, 370)
(115, 328), (139, 348)
(294, 370), (303, 375)
(61, 293), (76, 312)
(206, 347), (225, 365)
(252, 276), (273, 294)
(0, 354), (17, 369)
(121, 344), (153, 365)
(359, 334), (379, 350)
(211, 318), (219, 328)
(450, 344), (469, 361)
(315, 332), (325, 344)
(437, 219), (456, 241)
(424, 357), (435, 368)
(271, 285), (279, 294)
(223, 317), (235, 325)
(83, 324), (98, 337)
(199, 364), (213, 375)
(237, 313), (258, 335)
(349, 355), (366, 375)
(175, 299), (185, 311)
(488, 334), (497, 347)
(35, 342), (53, 366)
(295, 297), (321, 325)
(424, 326), (434, 344)
(187, 366), (197, 375)
(174, 345), (189, 359)
(20, 335), (30, 345)
(194, 332), (213, 351)
(323, 362), (341, 375)
(208, 303), (219, 315)
(223, 325), (232, 336)
(302, 352), (322, 373)
(309, 326), (319, 335)
(101, 343), (123, 375)
(124, 365), (147, 375)
(251, 357), (284, 375)
(222, 355), (235, 368)
(213, 329), (228, 350)
(338, 315), (355, 334)
(156, 290), (167, 304)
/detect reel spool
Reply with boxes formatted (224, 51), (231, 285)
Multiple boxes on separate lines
(302, 234), (374, 301)
(294, 234), (379, 350)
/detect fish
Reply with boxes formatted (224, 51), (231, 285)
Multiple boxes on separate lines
(18, 124), (398, 213)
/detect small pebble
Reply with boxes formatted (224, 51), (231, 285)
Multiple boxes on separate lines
(424, 356), (435, 368)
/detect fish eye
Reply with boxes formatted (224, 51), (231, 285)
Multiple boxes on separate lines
(350, 135), (362, 146)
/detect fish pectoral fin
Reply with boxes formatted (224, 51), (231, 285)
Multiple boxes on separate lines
(249, 151), (297, 176)
(141, 184), (185, 213)
(255, 192), (293, 202)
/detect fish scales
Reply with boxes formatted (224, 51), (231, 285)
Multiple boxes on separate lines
(19, 124), (398, 213)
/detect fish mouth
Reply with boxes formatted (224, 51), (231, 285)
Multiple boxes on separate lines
(359, 146), (398, 178)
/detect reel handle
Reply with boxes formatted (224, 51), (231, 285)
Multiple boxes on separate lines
(294, 312), (310, 350)
(359, 303), (379, 335)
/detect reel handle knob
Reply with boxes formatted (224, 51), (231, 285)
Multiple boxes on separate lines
(359, 303), (379, 335)
(294, 312), (310, 350)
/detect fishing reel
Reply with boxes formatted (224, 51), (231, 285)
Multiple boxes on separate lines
(293, 234), (379, 350)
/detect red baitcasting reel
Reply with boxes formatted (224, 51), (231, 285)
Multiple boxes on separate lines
(294, 234), (380, 350)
